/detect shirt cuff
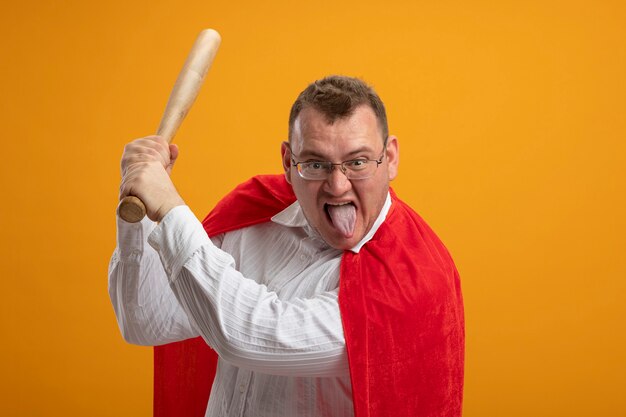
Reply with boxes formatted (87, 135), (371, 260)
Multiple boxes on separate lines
(147, 205), (212, 281)
(116, 214), (157, 262)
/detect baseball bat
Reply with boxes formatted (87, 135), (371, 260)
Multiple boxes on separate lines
(117, 29), (221, 223)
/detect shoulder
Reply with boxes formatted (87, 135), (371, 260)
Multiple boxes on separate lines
(202, 174), (297, 237)
(378, 189), (456, 269)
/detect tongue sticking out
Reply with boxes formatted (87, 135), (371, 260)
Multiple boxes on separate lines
(327, 204), (356, 238)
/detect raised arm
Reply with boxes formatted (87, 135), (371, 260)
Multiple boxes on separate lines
(148, 206), (348, 377)
(112, 136), (348, 377)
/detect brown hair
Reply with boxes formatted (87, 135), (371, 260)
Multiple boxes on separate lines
(288, 75), (389, 142)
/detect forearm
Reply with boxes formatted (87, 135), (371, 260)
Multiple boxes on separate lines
(108, 216), (197, 346)
(149, 206), (349, 377)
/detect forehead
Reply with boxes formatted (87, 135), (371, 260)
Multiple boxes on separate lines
(292, 106), (383, 156)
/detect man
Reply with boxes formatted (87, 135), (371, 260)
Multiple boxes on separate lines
(109, 75), (464, 417)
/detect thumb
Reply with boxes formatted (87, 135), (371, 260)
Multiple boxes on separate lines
(167, 144), (179, 174)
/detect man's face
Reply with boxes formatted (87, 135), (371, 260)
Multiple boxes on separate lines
(281, 105), (399, 250)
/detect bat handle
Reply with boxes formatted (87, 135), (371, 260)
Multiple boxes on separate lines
(118, 196), (147, 223)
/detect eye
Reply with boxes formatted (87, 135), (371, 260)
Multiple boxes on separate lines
(305, 161), (325, 170)
(346, 159), (368, 170)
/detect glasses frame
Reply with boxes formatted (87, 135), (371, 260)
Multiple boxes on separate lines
(289, 138), (388, 181)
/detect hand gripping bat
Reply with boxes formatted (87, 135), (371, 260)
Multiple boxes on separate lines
(117, 29), (221, 223)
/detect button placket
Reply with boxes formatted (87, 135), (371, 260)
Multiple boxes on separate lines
(234, 369), (253, 416)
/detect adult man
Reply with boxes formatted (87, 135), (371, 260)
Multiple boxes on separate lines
(109, 75), (464, 417)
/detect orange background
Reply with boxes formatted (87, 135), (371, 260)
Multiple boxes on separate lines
(1, 1), (625, 416)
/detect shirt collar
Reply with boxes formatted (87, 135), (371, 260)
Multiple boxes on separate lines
(271, 192), (392, 254)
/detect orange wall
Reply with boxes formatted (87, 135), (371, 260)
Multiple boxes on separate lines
(1, 1), (625, 416)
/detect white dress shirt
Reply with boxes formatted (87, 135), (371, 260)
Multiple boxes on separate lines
(109, 194), (391, 417)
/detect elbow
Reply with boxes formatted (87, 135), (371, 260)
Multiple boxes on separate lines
(114, 312), (159, 346)
(118, 323), (154, 346)
(120, 328), (147, 346)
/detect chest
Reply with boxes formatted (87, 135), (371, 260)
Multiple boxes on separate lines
(219, 222), (343, 299)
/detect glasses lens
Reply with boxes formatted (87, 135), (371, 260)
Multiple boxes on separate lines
(299, 162), (329, 180)
(344, 160), (375, 179)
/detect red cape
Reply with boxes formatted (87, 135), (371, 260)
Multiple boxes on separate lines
(154, 174), (464, 417)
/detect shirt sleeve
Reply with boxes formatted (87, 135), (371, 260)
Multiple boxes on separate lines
(108, 215), (199, 346)
(148, 206), (348, 378)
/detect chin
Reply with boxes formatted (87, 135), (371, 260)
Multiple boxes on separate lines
(329, 241), (353, 251)
(321, 232), (361, 251)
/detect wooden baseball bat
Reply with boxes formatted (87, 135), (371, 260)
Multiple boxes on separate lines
(117, 29), (221, 223)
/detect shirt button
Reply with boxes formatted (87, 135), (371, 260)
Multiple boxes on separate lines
(300, 254), (306, 261)
(239, 383), (245, 393)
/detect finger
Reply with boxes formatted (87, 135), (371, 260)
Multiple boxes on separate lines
(121, 153), (155, 178)
(120, 159), (170, 198)
(134, 137), (171, 168)
(166, 144), (179, 174)
(119, 160), (149, 198)
(119, 176), (133, 200)
(121, 136), (171, 175)
(150, 135), (173, 167)
(119, 163), (144, 199)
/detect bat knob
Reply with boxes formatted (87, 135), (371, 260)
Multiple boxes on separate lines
(118, 196), (147, 223)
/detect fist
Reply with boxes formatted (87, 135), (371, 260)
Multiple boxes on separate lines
(119, 135), (185, 222)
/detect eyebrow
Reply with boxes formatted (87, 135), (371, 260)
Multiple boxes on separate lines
(297, 146), (375, 160)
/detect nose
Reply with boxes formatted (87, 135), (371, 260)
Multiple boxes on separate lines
(323, 165), (352, 196)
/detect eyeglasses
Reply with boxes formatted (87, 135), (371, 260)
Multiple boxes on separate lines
(289, 140), (387, 181)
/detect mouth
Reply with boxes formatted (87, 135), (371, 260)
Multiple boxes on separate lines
(324, 202), (357, 239)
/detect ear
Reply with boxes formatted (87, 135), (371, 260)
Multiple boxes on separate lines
(281, 141), (292, 184)
(385, 135), (399, 180)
